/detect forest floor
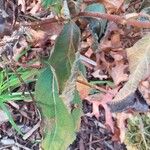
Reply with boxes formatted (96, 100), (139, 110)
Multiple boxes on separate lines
(0, 0), (150, 150)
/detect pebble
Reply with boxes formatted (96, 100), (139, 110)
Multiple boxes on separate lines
(1, 138), (15, 145)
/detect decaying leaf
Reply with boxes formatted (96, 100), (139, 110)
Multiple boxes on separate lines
(110, 34), (150, 107)
(76, 75), (91, 100)
(49, 21), (81, 93)
(110, 62), (128, 85)
(116, 112), (133, 143)
(85, 88), (119, 132)
(101, 0), (124, 13)
(109, 89), (149, 113)
(92, 69), (108, 80)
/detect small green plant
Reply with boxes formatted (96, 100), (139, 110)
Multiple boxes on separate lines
(35, 1), (107, 149)
(42, 0), (62, 14)
(125, 113), (150, 150)
(0, 67), (38, 134)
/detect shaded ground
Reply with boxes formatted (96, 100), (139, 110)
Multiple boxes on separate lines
(70, 100), (127, 150)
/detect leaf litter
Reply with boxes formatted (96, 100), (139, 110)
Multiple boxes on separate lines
(0, 0), (150, 149)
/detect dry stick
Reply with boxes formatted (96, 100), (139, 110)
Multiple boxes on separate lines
(21, 18), (62, 27)
(23, 121), (41, 140)
(15, 62), (42, 69)
(78, 12), (150, 28)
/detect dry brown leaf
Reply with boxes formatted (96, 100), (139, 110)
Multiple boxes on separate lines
(26, 28), (48, 47)
(76, 76), (91, 99)
(110, 62), (128, 85)
(112, 34), (150, 103)
(36, 22), (63, 37)
(139, 80), (150, 105)
(18, 0), (26, 12)
(85, 48), (93, 58)
(110, 51), (124, 61)
(111, 32), (121, 48)
(85, 88), (119, 132)
(101, 0), (124, 13)
(116, 112), (133, 143)
(13, 38), (28, 61)
(92, 69), (108, 80)
(30, 0), (42, 15)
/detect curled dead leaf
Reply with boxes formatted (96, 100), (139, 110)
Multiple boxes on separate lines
(101, 0), (124, 13)
(85, 88), (119, 132)
(111, 34), (150, 104)
(110, 62), (128, 85)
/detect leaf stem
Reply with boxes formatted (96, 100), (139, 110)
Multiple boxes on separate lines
(77, 79), (107, 93)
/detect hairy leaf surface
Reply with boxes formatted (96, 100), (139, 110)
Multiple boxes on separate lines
(35, 67), (75, 150)
(49, 21), (81, 93)
(112, 34), (150, 103)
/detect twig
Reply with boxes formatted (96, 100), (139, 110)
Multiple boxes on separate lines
(15, 62), (42, 69)
(77, 79), (107, 93)
(78, 12), (150, 28)
(79, 55), (97, 66)
(15, 143), (31, 150)
(89, 134), (93, 150)
(21, 18), (63, 27)
(23, 121), (41, 140)
(86, 137), (107, 145)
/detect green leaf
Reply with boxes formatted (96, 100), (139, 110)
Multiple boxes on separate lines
(35, 67), (76, 150)
(35, 68), (55, 118)
(42, 0), (60, 7)
(71, 90), (82, 131)
(49, 21), (81, 93)
(42, 0), (62, 13)
(0, 93), (30, 103)
(84, 3), (107, 42)
(0, 103), (23, 135)
(1, 69), (38, 93)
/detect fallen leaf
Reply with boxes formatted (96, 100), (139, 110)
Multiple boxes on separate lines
(92, 69), (108, 80)
(85, 48), (93, 58)
(76, 76), (91, 99)
(111, 34), (150, 104)
(85, 88), (119, 132)
(111, 32), (121, 48)
(110, 51), (124, 61)
(13, 38), (28, 61)
(18, 0), (26, 12)
(26, 28), (48, 47)
(139, 80), (150, 105)
(110, 62), (128, 85)
(30, 0), (42, 15)
(101, 0), (124, 13)
(116, 112), (133, 143)
(84, 3), (107, 42)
